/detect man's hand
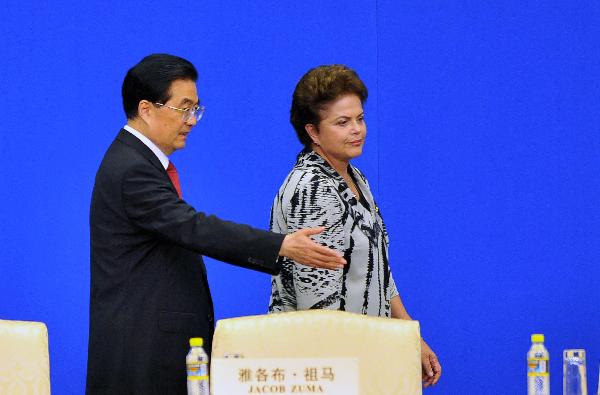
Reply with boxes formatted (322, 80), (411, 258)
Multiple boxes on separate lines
(421, 339), (442, 388)
(279, 227), (346, 269)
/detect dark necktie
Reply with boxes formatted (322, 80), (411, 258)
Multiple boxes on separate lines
(166, 162), (182, 198)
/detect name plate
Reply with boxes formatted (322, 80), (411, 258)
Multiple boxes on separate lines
(211, 357), (359, 395)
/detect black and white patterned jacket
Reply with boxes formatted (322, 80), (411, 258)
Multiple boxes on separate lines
(269, 149), (399, 317)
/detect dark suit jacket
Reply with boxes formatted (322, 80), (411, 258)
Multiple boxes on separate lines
(86, 129), (284, 394)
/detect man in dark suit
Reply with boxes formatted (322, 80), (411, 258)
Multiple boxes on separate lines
(86, 54), (345, 394)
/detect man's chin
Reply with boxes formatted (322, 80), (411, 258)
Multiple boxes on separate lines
(175, 139), (187, 150)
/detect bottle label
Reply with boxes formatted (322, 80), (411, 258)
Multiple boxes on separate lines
(187, 361), (209, 379)
(527, 358), (549, 377)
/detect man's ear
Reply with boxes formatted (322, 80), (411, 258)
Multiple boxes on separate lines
(305, 124), (319, 145)
(138, 100), (153, 122)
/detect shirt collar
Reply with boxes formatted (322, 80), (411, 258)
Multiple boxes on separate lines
(295, 149), (345, 182)
(123, 125), (169, 170)
(295, 149), (377, 210)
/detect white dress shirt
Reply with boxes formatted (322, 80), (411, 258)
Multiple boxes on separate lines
(124, 124), (169, 170)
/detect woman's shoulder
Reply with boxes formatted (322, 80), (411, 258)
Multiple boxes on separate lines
(281, 166), (332, 192)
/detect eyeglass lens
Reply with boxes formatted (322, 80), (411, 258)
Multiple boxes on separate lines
(186, 106), (205, 122)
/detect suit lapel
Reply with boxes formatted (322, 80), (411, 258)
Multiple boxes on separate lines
(296, 150), (382, 244)
(348, 167), (384, 245)
(115, 129), (183, 198)
(116, 129), (166, 173)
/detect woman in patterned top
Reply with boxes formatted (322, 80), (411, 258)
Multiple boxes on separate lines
(269, 64), (441, 387)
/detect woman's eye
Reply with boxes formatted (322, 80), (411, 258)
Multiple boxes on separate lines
(337, 120), (349, 126)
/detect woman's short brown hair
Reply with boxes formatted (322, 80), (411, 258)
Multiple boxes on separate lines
(290, 64), (368, 147)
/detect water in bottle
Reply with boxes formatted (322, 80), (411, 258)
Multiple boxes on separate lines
(563, 349), (587, 395)
(187, 337), (209, 395)
(528, 333), (550, 395)
(596, 362), (599, 395)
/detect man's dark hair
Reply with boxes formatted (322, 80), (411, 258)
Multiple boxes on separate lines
(122, 54), (198, 119)
(290, 64), (368, 147)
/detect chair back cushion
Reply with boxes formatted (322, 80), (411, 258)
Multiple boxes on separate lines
(0, 319), (51, 394)
(212, 310), (422, 395)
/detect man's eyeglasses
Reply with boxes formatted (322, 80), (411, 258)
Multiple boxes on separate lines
(154, 102), (205, 122)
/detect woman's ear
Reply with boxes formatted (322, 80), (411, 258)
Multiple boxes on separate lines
(305, 124), (320, 145)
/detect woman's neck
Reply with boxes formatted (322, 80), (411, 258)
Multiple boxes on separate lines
(312, 145), (349, 178)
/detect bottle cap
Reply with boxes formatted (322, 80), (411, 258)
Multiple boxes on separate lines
(531, 334), (544, 343)
(190, 337), (203, 347)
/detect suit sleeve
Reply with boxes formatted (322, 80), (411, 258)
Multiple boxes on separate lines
(121, 161), (284, 274)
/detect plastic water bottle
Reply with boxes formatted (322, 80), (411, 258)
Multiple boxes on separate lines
(596, 363), (599, 395)
(528, 333), (550, 395)
(564, 349), (587, 395)
(187, 337), (209, 395)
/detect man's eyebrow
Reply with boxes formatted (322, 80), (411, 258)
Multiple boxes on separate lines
(178, 98), (199, 106)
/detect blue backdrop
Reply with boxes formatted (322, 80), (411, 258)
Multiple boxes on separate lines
(1, 1), (598, 393)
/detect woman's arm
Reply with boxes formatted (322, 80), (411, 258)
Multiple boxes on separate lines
(273, 175), (347, 311)
(391, 295), (442, 388)
(390, 294), (412, 320)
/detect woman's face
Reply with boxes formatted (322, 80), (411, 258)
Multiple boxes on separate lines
(308, 94), (366, 165)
